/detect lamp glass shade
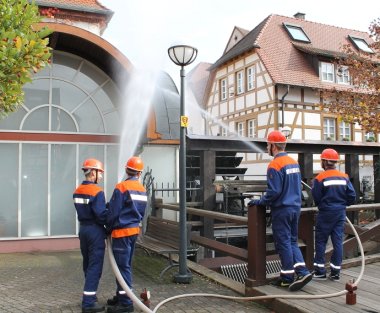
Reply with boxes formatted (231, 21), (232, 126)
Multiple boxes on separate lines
(281, 126), (292, 138)
(168, 45), (198, 66)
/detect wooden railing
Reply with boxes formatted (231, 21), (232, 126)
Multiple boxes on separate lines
(153, 199), (380, 290)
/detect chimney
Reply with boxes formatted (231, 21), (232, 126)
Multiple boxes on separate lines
(294, 12), (305, 20)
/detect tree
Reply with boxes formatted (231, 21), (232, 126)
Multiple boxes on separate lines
(321, 19), (380, 135)
(0, 0), (52, 117)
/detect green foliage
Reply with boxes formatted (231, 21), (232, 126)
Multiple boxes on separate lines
(0, 0), (52, 117)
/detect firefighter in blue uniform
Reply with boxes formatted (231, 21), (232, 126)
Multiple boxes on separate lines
(106, 156), (147, 313)
(248, 130), (312, 291)
(73, 158), (108, 313)
(312, 148), (356, 281)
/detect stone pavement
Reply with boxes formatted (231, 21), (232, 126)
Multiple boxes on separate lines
(0, 248), (271, 313)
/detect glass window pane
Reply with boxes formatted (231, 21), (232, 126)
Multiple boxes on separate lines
(22, 107), (49, 131)
(51, 144), (76, 235)
(52, 80), (88, 112)
(104, 111), (121, 134)
(79, 62), (108, 91)
(52, 52), (82, 81)
(0, 143), (18, 237)
(21, 144), (48, 237)
(105, 145), (119, 199)
(0, 105), (27, 130)
(33, 65), (50, 78)
(351, 37), (373, 53)
(74, 99), (104, 133)
(285, 24), (310, 42)
(23, 79), (50, 109)
(51, 107), (77, 132)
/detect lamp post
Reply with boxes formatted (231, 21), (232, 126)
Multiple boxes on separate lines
(281, 126), (292, 139)
(168, 45), (197, 283)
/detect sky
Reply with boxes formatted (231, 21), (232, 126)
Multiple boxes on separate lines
(99, 0), (379, 88)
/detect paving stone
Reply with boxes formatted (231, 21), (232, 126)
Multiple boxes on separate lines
(0, 249), (270, 312)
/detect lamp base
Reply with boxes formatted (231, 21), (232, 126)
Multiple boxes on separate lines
(173, 272), (193, 284)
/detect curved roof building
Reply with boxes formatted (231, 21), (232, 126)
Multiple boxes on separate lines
(0, 0), (179, 251)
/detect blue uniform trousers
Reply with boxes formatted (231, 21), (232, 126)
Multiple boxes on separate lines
(79, 224), (106, 307)
(314, 210), (345, 275)
(112, 235), (138, 306)
(271, 207), (309, 282)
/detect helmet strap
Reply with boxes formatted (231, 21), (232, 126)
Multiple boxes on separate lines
(94, 169), (99, 184)
(269, 143), (275, 157)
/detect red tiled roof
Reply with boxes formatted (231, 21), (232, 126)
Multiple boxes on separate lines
(187, 62), (213, 105)
(213, 14), (373, 90)
(35, 0), (111, 14)
(256, 14), (373, 89)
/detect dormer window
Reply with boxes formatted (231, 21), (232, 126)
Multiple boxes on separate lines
(283, 23), (310, 43)
(349, 36), (373, 53)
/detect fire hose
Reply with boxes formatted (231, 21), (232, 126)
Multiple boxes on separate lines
(106, 182), (364, 312)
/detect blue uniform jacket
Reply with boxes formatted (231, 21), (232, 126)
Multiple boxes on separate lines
(107, 177), (147, 231)
(312, 169), (356, 212)
(73, 181), (107, 225)
(257, 152), (302, 210)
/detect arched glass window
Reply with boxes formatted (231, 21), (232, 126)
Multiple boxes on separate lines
(0, 51), (121, 239)
(0, 51), (121, 134)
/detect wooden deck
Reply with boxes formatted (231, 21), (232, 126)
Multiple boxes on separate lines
(251, 257), (380, 313)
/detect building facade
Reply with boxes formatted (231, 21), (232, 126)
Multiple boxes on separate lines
(0, 0), (180, 251)
(201, 13), (378, 177)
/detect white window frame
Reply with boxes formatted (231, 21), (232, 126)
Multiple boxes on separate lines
(236, 71), (244, 94)
(220, 78), (227, 101)
(320, 62), (334, 82)
(323, 117), (336, 140)
(339, 121), (351, 140)
(237, 121), (245, 137)
(248, 119), (256, 138)
(349, 36), (373, 53)
(247, 66), (255, 91)
(365, 131), (375, 142)
(283, 23), (311, 43)
(337, 66), (350, 85)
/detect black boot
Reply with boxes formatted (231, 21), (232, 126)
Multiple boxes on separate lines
(106, 304), (134, 313)
(107, 295), (118, 306)
(82, 302), (105, 313)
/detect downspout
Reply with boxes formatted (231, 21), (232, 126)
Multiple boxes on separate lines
(280, 85), (290, 128)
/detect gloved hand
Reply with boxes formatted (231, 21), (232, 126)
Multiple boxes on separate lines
(248, 199), (261, 207)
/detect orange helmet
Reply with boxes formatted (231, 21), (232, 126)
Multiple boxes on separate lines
(321, 148), (339, 161)
(125, 156), (144, 172)
(82, 158), (104, 172)
(267, 130), (287, 143)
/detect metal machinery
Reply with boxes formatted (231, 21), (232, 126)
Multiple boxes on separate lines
(186, 150), (268, 215)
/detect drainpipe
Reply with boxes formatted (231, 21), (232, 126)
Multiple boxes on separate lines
(280, 85), (290, 128)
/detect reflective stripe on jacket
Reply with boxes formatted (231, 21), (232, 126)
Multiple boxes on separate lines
(312, 169), (356, 212)
(258, 152), (302, 210)
(107, 177), (147, 237)
(73, 181), (107, 225)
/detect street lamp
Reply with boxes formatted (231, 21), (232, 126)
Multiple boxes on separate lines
(168, 45), (197, 283)
(281, 126), (292, 139)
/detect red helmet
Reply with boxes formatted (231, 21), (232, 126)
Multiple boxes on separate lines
(125, 156), (144, 172)
(82, 158), (104, 172)
(321, 148), (339, 161)
(267, 130), (287, 143)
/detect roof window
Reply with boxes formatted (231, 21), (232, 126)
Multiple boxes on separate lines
(283, 23), (310, 43)
(349, 36), (373, 53)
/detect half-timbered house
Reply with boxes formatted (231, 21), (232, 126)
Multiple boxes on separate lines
(200, 13), (377, 177)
